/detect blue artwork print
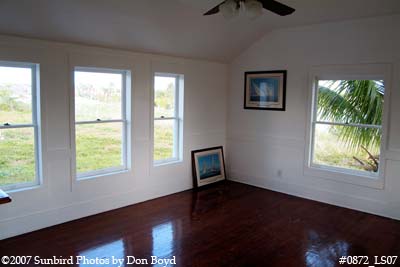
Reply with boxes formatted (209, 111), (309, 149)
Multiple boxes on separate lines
(198, 153), (221, 180)
(250, 77), (279, 102)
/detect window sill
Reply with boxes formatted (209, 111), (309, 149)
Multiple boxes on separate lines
(77, 168), (129, 181)
(1, 183), (41, 194)
(153, 159), (182, 167)
(304, 165), (384, 189)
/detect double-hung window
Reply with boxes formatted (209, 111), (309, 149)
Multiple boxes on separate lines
(153, 73), (183, 165)
(307, 67), (387, 184)
(0, 62), (41, 191)
(73, 67), (129, 179)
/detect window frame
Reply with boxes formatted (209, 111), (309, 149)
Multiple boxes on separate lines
(152, 72), (183, 166)
(72, 66), (129, 180)
(305, 64), (391, 189)
(0, 61), (41, 192)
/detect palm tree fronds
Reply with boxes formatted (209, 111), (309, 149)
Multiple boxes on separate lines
(317, 80), (384, 152)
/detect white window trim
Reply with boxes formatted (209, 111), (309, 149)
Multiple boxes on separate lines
(152, 72), (184, 166)
(72, 66), (130, 180)
(304, 64), (391, 189)
(0, 61), (42, 192)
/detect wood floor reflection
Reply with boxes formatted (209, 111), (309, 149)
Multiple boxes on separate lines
(1, 181), (400, 267)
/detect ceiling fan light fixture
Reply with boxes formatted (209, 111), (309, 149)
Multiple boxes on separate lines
(244, 0), (263, 19)
(219, 0), (239, 19)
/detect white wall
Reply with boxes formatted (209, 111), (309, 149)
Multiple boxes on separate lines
(0, 36), (227, 239)
(2, 14), (400, 240)
(228, 15), (400, 220)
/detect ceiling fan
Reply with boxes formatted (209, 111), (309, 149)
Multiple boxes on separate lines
(204, 0), (295, 18)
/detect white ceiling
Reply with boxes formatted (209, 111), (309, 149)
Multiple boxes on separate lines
(0, 0), (399, 62)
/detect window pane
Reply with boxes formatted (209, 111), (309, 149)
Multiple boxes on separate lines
(154, 76), (176, 118)
(0, 128), (36, 186)
(76, 122), (123, 174)
(317, 80), (384, 125)
(154, 119), (176, 161)
(75, 71), (122, 121)
(0, 66), (32, 124)
(313, 124), (381, 173)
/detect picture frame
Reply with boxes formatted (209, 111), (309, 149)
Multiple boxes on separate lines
(191, 146), (226, 188)
(244, 70), (287, 111)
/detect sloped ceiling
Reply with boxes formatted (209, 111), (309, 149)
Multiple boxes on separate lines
(0, 0), (399, 62)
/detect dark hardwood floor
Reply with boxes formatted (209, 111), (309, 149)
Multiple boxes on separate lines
(1, 181), (400, 267)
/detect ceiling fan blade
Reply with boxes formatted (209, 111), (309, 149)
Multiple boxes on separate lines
(203, 1), (226, 16)
(259, 0), (295, 16)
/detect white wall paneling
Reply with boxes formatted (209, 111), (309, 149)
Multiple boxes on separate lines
(0, 36), (227, 239)
(227, 15), (400, 221)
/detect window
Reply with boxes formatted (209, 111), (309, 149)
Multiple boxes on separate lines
(0, 62), (41, 191)
(153, 73), (183, 165)
(73, 67), (129, 179)
(309, 77), (385, 179)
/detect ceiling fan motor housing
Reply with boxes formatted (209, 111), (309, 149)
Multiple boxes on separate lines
(220, 0), (265, 19)
(204, 0), (295, 17)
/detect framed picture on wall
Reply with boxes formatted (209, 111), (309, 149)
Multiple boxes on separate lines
(191, 146), (226, 188)
(244, 70), (287, 111)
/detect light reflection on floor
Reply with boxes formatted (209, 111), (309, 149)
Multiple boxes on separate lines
(152, 221), (174, 258)
(305, 230), (349, 267)
(79, 239), (125, 267)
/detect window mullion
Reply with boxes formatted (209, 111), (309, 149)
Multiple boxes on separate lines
(154, 117), (176, 121)
(174, 76), (179, 119)
(122, 71), (127, 169)
(121, 71), (127, 122)
(173, 117), (179, 159)
(76, 119), (123, 125)
(311, 79), (319, 124)
(174, 76), (179, 159)
(31, 65), (38, 127)
(315, 121), (382, 129)
(0, 124), (35, 130)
